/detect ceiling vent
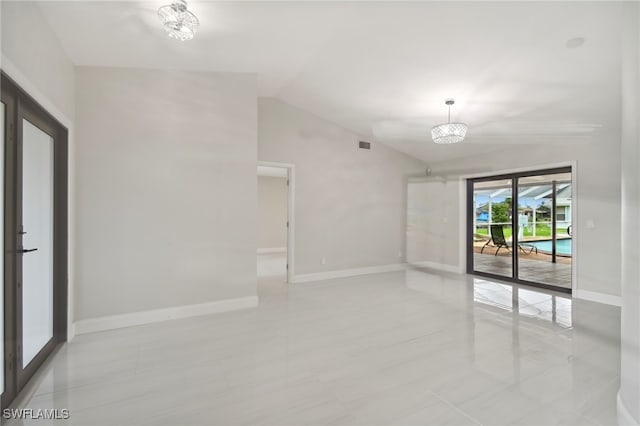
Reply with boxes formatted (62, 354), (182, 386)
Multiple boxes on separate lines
(359, 141), (371, 150)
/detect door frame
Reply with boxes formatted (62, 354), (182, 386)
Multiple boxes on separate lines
(462, 162), (576, 294)
(257, 161), (295, 283)
(1, 72), (68, 408)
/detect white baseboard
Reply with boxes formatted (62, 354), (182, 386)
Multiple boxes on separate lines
(73, 296), (259, 336)
(292, 263), (407, 283)
(574, 290), (622, 307)
(407, 260), (463, 274)
(257, 247), (287, 254)
(618, 391), (639, 425)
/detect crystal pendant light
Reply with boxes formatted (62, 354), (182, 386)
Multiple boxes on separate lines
(431, 99), (468, 144)
(158, 0), (199, 41)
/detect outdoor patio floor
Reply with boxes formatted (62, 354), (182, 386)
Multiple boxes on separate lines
(473, 250), (572, 289)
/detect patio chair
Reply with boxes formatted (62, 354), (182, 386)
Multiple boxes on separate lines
(481, 225), (510, 255)
(480, 224), (538, 255)
(473, 232), (491, 242)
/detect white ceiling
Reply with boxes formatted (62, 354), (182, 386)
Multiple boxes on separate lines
(36, 1), (627, 163)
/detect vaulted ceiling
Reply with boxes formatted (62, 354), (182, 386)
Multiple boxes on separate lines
(36, 1), (627, 163)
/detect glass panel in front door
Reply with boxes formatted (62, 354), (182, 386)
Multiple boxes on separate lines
(21, 119), (54, 367)
(1, 102), (4, 392)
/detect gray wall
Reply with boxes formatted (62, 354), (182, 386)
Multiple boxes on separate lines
(74, 67), (258, 320)
(257, 176), (288, 249)
(258, 98), (427, 275)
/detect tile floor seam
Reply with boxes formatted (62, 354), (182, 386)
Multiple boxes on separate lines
(428, 389), (484, 426)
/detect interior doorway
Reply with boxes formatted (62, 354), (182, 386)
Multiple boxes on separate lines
(257, 162), (295, 283)
(467, 166), (573, 293)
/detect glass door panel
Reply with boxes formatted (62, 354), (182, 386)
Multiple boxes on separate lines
(472, 178), (513, 278)
(553, 175), (573, 286)
(1, 102), (4, 394)
(516, 173), (572, 289)
(21, 119), (54, 367)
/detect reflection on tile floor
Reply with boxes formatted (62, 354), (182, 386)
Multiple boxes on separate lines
(474, 279), (572, 328)
(474, 253), (572, 289)
(8, 267), (619, 426)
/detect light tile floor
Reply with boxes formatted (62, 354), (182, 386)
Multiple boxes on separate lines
(8, 259), (620, 425)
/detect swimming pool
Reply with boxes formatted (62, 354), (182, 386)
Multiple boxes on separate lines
(526, 238), (572, 256)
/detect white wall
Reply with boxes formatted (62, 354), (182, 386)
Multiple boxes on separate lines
(258, 98), (427, 275)
(619, 2), (640, 424)
(1, 1), (75, 123)
(257, 176), (287, 250)
(417, 135), (621, 298)
(406, 178), (460, 270)
(74, 67), (258, 321)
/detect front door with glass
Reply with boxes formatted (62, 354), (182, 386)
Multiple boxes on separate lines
(1, 73), (68, 407)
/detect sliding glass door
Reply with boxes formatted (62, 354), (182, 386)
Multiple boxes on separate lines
(516, 173), (572, 287)
(471, 178), (513, 279)
(467, 167), (572, 293)
(1, 73), (68, 407)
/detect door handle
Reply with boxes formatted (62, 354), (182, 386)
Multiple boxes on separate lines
(19, 248), (38, 254)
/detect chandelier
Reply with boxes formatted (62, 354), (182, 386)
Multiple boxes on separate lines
(431, 99), (468, 144)
(158, 0), (199, 41)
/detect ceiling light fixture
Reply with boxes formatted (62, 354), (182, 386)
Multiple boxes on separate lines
(431, 99), (467, 144)
(158, 0), (199, 41)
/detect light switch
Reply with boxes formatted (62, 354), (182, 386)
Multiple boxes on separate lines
(586, 220), (595, 229)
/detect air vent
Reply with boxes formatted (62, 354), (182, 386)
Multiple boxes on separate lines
(359, 141), (371, 150)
